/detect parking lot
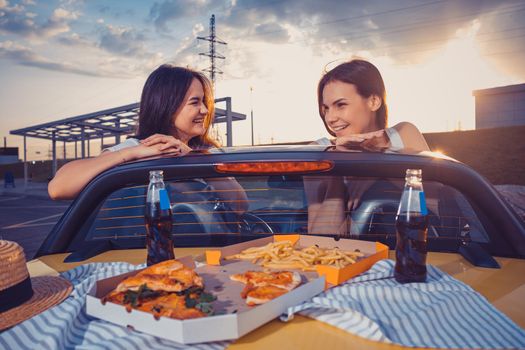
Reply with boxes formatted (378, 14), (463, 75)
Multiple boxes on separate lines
(0, 193), (70, 259)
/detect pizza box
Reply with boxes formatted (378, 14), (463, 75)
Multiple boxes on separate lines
(206, 234), (389, 287)
(85, 255), (325, 344)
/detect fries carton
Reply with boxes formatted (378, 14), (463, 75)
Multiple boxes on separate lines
(85, 254), (324, 344)
(206, 234), (389, 287)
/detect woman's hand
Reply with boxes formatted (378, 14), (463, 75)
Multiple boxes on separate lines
(140, 134), (192, 155)
(120, 134), (192, 162)
(124, 143), (171, 161)
(335, 130), (390, 151)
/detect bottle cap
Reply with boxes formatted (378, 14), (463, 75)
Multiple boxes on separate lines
(149, 170), (164, 181)
(406, 169), (422, 177)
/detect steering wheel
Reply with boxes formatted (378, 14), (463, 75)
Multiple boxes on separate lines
(238, 212), (274, 234)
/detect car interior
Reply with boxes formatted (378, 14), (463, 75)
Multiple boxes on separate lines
(81, 175), (491, 255)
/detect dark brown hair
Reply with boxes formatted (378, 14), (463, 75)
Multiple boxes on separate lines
(317, 59), (388, 136)
(137, 64), (218, 149)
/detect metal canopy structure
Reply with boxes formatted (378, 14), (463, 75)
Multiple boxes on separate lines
(11, 103), (140, 143)
(10, 97), (246, 181)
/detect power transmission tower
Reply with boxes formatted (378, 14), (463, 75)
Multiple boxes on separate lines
(197, 14), (227, 89)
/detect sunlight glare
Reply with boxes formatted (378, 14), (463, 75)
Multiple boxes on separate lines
(218, 20), (519, 145)
(379, 20), (516, 132)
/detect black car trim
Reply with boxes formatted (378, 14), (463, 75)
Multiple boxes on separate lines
(35, 150), (525, 258)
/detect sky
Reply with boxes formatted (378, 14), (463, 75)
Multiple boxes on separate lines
(1, 0), (525, 160)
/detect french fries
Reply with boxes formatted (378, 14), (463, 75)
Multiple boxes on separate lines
(225, 240), (365, 271)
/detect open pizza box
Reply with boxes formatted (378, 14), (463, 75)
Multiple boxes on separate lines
(85, 255), (324, 344)
(85, 235), (388, 344)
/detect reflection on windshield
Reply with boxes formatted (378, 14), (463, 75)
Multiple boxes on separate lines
(85, 176), (489, 251)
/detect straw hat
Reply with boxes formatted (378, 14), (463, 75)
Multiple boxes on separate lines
(0, 240), (73, 330)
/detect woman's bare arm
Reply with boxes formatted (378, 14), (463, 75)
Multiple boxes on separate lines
(48, 147), (136, 200)
(392, 121), (430, 152)
(335, 122), (430, 153)
(48, 143), (176, 200)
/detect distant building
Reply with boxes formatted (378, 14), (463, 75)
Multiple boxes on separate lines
(473, 83), (525, 129)
(0, 147), (19, 164)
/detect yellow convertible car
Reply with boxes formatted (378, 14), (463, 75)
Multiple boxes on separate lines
(4, 145), (525, 349)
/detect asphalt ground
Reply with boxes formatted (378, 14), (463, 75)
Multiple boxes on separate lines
(0, 194), (70, 259)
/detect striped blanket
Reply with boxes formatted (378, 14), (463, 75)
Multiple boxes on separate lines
(282, 259), (525, 349)
(0, 262), (229, 350)
(2, 260), (524, 349)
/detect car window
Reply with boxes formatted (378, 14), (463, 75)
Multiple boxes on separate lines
(84, 175), (490, 250)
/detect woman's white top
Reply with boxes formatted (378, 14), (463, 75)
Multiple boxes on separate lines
(314, 127), (404, 150)
(384, 127), (404, 151)
(103, 138), (140, 153)
(315, 137), (332, 145)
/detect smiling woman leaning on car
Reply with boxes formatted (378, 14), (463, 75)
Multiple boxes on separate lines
(48, 64), (247, 213)
(306, 59), (430, 236)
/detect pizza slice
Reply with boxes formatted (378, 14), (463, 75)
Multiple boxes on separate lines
(230, 270), (301, 291)
(114, 262), (203, 293)
(230, 270), (302, 305)
(138, 294), (206, 320)
(102, 259), (215, 319)
(245, 285), (290, 306)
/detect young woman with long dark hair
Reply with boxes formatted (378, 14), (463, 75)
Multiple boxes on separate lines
(306, 59), (430, 235)
(316, 59), (429, 151)
(48, 65), (247, 213)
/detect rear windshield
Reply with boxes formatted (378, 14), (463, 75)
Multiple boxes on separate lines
(85, 175), (490, 252)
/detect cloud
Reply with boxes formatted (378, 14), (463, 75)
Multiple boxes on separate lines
(2, 3), (242, 80)
(0, 1), (23, 12)
(52, 7), (78, 20)
(149, 0), (212, 32)
(192, 22), (204, 36)
(253, 22), (289, 43)
(365, 18), (378, 30)
(220, 0), (334, 43)
(180, 0), (491, 83)
(59, 0), (83, 6)
(58, 32), (92, 47)
(234, 1), (511, 49)
(3, 1), (522, 83)
(213, 0), (525, 77)
(142, 0), (524, 84)
(39, 8), (79, 37)
(97, 24), (147, 57)
(97, 51), (167, 77)
(98, 5), (110, 14)
(0, 4), (79, 38)
(0, 2), (35, 36)
(0, 40), (102, 76)
(96, 4), (135, 19)
(57, 23), (144, 56)
(173, 37), (200, 64)
(0, 39), (159, 78)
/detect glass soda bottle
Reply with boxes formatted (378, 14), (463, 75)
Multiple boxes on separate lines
(145, 170), (174, 266)
(394, 168), (429, 283)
